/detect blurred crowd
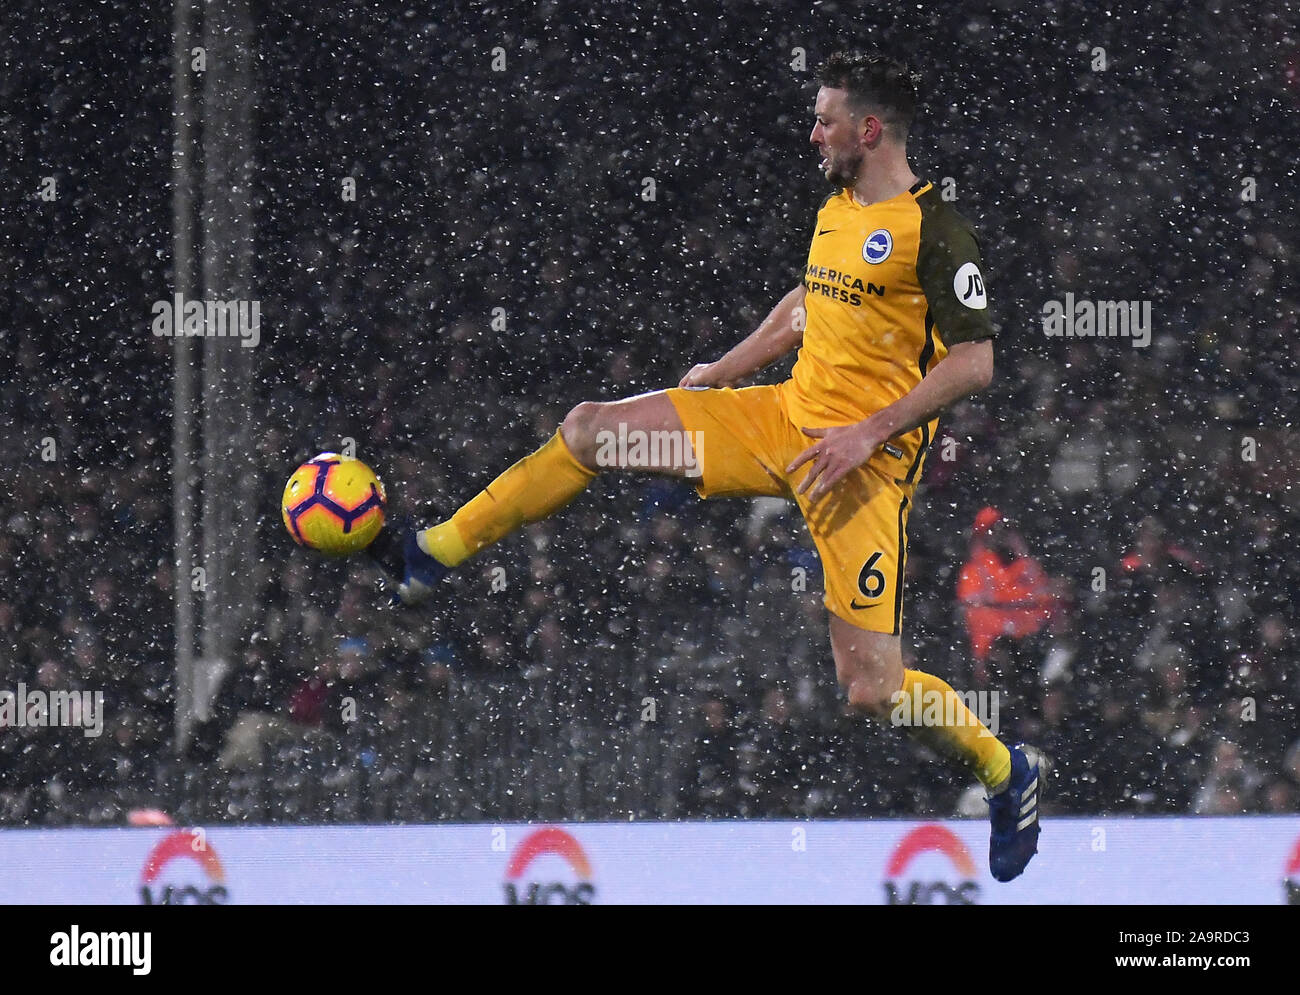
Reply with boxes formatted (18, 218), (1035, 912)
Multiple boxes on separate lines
(2, 0), (1297, 824)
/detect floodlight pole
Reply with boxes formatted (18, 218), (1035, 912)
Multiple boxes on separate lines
(171, 0), (197, 755)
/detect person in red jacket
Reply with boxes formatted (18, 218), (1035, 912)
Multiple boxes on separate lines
(957, 507), (1061, 670)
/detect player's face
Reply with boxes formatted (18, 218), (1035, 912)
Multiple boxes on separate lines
(810, 88), (865, 188)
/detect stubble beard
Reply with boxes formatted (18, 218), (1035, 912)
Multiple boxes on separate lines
(826, 148), (864, 189)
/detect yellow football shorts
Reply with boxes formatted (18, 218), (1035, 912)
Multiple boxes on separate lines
(665, 383), (918, 634)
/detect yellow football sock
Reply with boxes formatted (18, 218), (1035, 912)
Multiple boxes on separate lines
(894, 668), (1012, 790)
(418, 430), (596, 568)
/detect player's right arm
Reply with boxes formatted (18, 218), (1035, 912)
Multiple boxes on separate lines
(679, 284), (806, 388)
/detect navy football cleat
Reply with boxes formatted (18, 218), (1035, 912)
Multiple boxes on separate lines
(366, 520), (448, 606)
(986, 743), (1046, 882)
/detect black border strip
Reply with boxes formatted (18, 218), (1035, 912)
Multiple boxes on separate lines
(892, 493), (910, 635)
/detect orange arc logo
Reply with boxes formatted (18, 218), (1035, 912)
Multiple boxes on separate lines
(1285, 836), (1300, 877)
(886, 824), (977, 878)
(141, 830), (226, 884)
(505, 827), (592, 880)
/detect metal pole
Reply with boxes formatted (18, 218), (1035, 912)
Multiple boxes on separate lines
(200, 0), (256, 732)
(172, 0), (196, 754)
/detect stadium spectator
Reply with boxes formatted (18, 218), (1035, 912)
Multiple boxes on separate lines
(956, 508), (1063, 680)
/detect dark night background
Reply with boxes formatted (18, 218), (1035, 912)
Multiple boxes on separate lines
(0, 0), (1296, 824)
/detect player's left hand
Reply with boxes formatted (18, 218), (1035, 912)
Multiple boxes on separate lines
(787, 419), (887, 504)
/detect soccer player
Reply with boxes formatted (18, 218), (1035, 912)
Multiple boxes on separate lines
(372, 51), (1044, 881)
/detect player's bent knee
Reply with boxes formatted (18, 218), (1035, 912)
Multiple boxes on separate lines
(843, 675), (896, 719)
(830, 618), (904, 719)
(560, 401), (606, 470)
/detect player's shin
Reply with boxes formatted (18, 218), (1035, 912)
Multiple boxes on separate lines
(419, 429), (596, 567)
(890, 668), (1012, 791)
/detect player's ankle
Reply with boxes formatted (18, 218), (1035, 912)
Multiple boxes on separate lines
(419, 522), (467, 568)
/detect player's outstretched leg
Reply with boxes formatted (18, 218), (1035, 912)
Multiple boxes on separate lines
(827, 615), (1044, 882)
(370, 391), (695, 604)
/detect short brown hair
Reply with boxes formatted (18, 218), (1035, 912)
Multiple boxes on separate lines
(818, 51), (919, 138)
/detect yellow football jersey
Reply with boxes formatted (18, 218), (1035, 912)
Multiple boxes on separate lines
(781, 179), (994, 484)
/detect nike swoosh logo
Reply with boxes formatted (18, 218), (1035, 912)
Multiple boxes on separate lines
(817, 228), (837, 236)
(850, 599), (881, 610)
